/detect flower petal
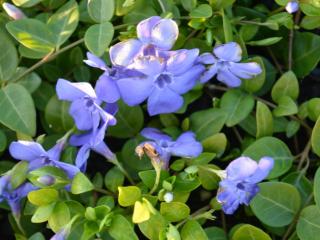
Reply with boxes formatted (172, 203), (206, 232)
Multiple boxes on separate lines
(9, 141), (47, 162)
(166, 49), (199, 75)
(137, 16), (161, 43)
(170, 132), (203, 158)
(226, 157), (258, 181)
(151, 19), (179, 50)
(75, 144), (90, 172)
(132, 56), (164, 75)
(110, 39), (143, 67)
(200, 64), (219, 83)
(55, 161), (80, 178)
(217, 69), (242, 87)
(69, 99), (96, 130)
(229, 62), (262, 79)
(147, 87), (183, 115)
(169, 64), (205, 94)
(247, 157), (274, 183)
(47, 142), (64, 162)
(286, 1), (299, 13)
(56, 79), (96, 101)
(214, 42), (242, 62)
(92, 141), (115, 161)
(95, 73), (120, 103)
(117, 76), (154, 106)
(83, 52), (108, 70)
(141, 127), (172, 141)
(197, 53), (216, 64)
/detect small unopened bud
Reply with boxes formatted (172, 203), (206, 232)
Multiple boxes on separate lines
(285, 1), (299, 14)
(37, 175), (55, 186)
(2, 3), (26, 20)
(163, 192), (174, 203)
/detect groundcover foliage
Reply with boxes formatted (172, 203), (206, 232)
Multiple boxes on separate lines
(1, 0), (320, 239)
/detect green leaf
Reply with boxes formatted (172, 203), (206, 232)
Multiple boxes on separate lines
(0, 83), (36, 136)
(313, 167), (320, 208)
(243, 137), (293, 178)
(241, 57), (266, 93)
(189, 4), (212, 18)
(160, 202), (190, 222)
(12, 0), (42, 7)
(108, 100), (144, 138)
(0, 129), (7, 152)
(222, 10), (233, 42)
(10, 67), (42, 93)
(47, 0), (79, 47)
(239, 24), (259, 42)
(6, 19), (55, 53)
(165, 224), (181, 240)
(285, 120), (300, 138)
(312, 116), (320, 157)
(28, 232), (46, 240)
(71, 172), (94, 194)
(301, 16), (320, 30)
(104, 166), (124, 192)
(198, 164), (220, 190)
(133, 200), (150, 223)
(189, 108), (227, 140)
(138, 212), (168, 240)
(220, 89), (255, 127)
(0, 31), (18, 82)
(28, 189), (59, 206)
(205, 227), (227, 240)
(87, 0), (115, 23)
(307, 98), (320, 121)
(31, 203), (55, 223)
(247, 37), (283, 46)
(293, 32), (320, 77)
(202, 133), (227, 156)
(271, 71), (299, 103)
(256, 101), (273, 138)
(48, 201), (70, 232)
(297, 205), (320, 240)
(181, 220), (208, 240)
(109, 214), (139, 240)
(300, 3), (320, 16)
(118, 186), (141, 207)
(181, 0), (197, 12)
(84, 22), (114, 56)
(139, 170), (170, 190)
(45, 95), (74, 133)
(10, 161), (29, 189)
(273, 96), (298, 117)
(232, 224), (271, 240)
(250, 182), (301, 227)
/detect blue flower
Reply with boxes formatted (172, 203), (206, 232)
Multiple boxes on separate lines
(217, 156), (274, 215)
(199, 42), (262, 87)
(0, 175), (36, 216)
(137, 128), (203, 168)
(56, 78), (116, 131)
(285, 1), (299, 13)
(9, 141), (80, 179)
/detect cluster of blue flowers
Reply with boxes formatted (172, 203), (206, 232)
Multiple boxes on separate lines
(0, 16), (273, 228)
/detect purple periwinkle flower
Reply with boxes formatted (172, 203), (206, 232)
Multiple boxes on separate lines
(217, 156), (274, 215)
(285, 0), (299, 13)
(115, 49), (204, 115)
(56, 79), (116, 131)
(0, 175), (36, 216)
(199, 42), (262, 87)
(9, 141), (80, 179)
(137, 128), (203, 168)
(2, 3), (26, 20)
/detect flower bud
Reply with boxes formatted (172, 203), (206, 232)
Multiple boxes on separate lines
(285, 1), (299, 14)
(163, 192), (174, 203)
(2, 3), (26, 20)
(37, 175), (55, 186)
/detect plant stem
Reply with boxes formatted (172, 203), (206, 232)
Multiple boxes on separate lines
(297, 140), (311, 170)
(149, 164), (161, 195)
(157, 0), (166, 13)
(288, 11), (301, 70)
(176, 205), (211, 228)
(94, 187), (114, 196)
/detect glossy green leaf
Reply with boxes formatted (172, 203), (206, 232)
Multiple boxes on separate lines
(28, 189), (59, 206)
(181, 220), (208, 240)
(301, 16), (320, 30)
(297, 205), (320, 240)
(232, 224), (271, 240)
(160, 202), (190, 222)
(202, 133), (227, 156)
(256, 101), (273, 138)
(271, 71), (299, 103)
(104, 166), (124, 192)
(109, 214), (139, 240)
(84, 22), (114, 56)
(0, 31), (18, 81)
(205, 227), (227, 240)
(48, 201), (70, 232)
(247, 37), (282, 46)
(138, 212), (168, 240)
(10, 161), (29, 189)
(11, 67), (42, 93)
(71, 172), (94, 194)
(220, 89), (255, 127)
(88, 0), (115, 22)
(47, 0), (79, 47)
(273, 96), (298, 117)
(307, 98), (320, 121)
(31, 203), (55, 223)
(133, 200), (151, 223)
(243, 137), (293, 178)
(6, 19), (55, 53)
(0, 84), (36, 136)
(250, 182), (301, 227)
(189, 108), (227, 140)
(189, 4), (212, 18)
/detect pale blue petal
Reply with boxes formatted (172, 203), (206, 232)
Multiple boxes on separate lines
(200, 64), (219, 83)
(95, 73), (120, 103)
(247, 157), (274, 183)
(137, 16), (161, 43)
(169, 132), (202, 158)
(166, 49), (199, 75)
(56, 79), (96, 101)
(83, 52), (107, 70)
(141, 127), (172, 141)
(214, 42), (242, 62)
(150, 19), (179, 50)
(9, 141), (47, 162)
(217, 69), (242, 87)
(229, 62), (262, 79)
(226, 157), (258, 181)
(110, 39), (143, 67)
(197, 53), (216, 64)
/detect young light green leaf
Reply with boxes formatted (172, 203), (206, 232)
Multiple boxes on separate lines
(189, 4), (212, 18)
(0, 84), (36, 136)
(84, 22), (114, 56)
(118, 186), (141, 207)
(48, 202), (70, 232)
(271, 71), (299, 103)
(12, 0), (42, 7)
(273, 96), (298, 117)
(71, 172), (94, 194)
(47, 0), (79, 47)
(6, 19), (55, 53)
(28, 189), (59, 206)
(109, 214), (139, 240)
(160, 202), (190, 222)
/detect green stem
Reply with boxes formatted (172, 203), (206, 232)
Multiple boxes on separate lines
(13, 214), (26, 236)
(176, 205), (211, 229)
(157, 0), (166, 13)
(108, 157), (135, 185)
(149, 164), (161, 195)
